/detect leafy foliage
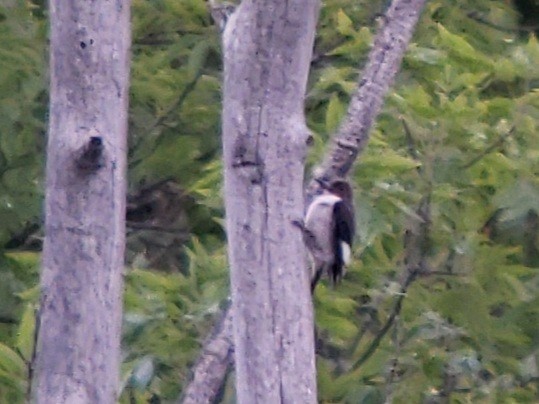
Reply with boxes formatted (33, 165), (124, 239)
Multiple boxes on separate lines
(1, 0), (539, 402)
(308, 1), (539, 402)
(0, 0), (46, 247)
(120, 238), (228, 402)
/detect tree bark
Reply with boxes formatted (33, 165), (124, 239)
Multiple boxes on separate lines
(181, 0), (427, 401)
(307, 0), (427, 196)
(179, 303), (234, 404)
(31, 0), (131, 402)
(222, 1), (319, 402)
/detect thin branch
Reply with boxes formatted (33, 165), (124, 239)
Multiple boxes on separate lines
(133, 39), (175, 46)
(126, 222), (190, 235)
(384, 305), (401, 401)
(461, 126), (515, 169)
(352, 185), (432, 370)
(401, 117), (427, 180)
(129, 73), (202, 169)
(134, 29), (207, 46)
(0, 315), (17, 324)
(401, 118), (420, 161)
(179, 302), (234, 404)
(466, 11), (537, 34)
(351, 269), (417, 371)
(420, 270), (465, 277)
(307, 0), (427, 199)
(337, 266), (462, 374)
(148, 74), (203, 134)
(27, 306), (40, 402)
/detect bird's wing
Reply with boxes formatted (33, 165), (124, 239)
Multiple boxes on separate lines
(333, 200), (355, 246)
(329, 201), (355, 284)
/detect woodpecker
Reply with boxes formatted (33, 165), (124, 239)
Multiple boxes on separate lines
(304, 179), (355, 292)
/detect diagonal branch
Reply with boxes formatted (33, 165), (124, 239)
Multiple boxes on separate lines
(178, 303), (234, 404)
(352, 193), (430, 371)
(351, 269), (418, 372)
(307, 0), (427, 199)
(129, 73), (202, 169)
(461, 126), (515, 169)
(466, 11), (535, 34)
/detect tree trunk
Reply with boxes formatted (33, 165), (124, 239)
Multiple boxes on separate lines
(181, 0), (427, 401)
(222, 1), (319, 402)
(31, 0), (131, 402)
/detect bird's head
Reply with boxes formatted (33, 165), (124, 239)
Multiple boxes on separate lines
(326, 180), (353, 203)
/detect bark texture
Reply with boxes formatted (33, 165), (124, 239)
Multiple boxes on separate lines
(179, 303), (234, 404)
(222, 0), (319, 402)
(181, 0), (427, 401)
(32, 0), (131, 402)
(307, 0), (427, 197)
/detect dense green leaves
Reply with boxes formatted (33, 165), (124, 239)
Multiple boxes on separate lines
(120, 238), (228, 401)
(1, 0), (539, 402)
(0, 1), (45, 247)
(306, 1), (539, 402)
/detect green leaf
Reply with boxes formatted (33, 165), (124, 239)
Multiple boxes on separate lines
(15, 285), (40, 302)
(434, 283), (491, 337)
(361, 151), (421, 172)
(336, 9), (355, 37)
(328, 27), (372, 60)
(494, 58), (518, 82)
(436, 24), (492, 70)
(187, 39), (211, 80)
(15, 304), (35, 362)
(316, 309), (358, 344)
(325, 92), (345, 133)
(0, 343), (25, 376)
(0, 367), (26, 400)
(406, 45), (447, 66)
(398, 85), (437, 118)
(345, 385), (384, 404)
(311, 66), (357, 95)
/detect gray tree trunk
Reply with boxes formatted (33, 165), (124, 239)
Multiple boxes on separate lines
(181, 0), (427, 402)
(31, 0), (131, 402)
(222, 1), (319, 402)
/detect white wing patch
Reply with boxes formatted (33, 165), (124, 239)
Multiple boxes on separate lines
(305, 194), (341, 221)
(341, 241), (351, 265)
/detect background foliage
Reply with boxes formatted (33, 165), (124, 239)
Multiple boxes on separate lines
(0, 0), (538, 402)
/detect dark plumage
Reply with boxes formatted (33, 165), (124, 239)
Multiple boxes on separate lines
(304, 180), (355, 292)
